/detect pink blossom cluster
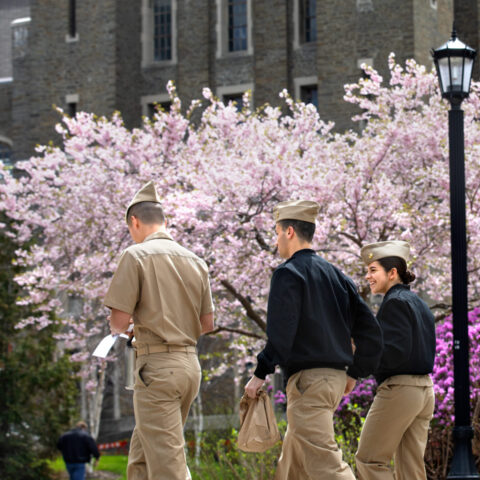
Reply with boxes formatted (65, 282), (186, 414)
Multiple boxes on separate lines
(2, 57), (480, 399)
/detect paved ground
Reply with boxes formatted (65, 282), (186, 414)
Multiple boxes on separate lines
(52, 471), (121, 479)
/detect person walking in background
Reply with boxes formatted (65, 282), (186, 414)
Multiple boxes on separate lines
(104, 181), (215, 480)
(245, 199), (383, 480)
(57, 421), (100, 480)
(356, 241), (436, 480)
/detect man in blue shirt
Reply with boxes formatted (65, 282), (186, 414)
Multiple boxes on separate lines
(57, 421), (100, 480)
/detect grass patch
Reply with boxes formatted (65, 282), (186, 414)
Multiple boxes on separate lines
(48, 455), (127, 479)
(97, 455), (128, 476)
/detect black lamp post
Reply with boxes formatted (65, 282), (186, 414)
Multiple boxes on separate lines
(432, 27), (479, 479)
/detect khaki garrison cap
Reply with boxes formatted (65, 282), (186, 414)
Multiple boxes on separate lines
(273, 200), (320, 224)
(360, 240), (410, 265)
(125, 181), (162, 222)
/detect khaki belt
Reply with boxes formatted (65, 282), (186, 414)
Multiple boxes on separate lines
(135, 344), (197, 357)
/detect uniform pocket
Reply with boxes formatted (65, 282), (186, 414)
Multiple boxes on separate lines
(136, 363), (150, 388)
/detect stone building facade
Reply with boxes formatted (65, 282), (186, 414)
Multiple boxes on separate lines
(0, 0), (472, 162)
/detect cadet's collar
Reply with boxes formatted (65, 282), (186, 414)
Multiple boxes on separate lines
(385, 283), (410, 298)
(142, 231), (174, 243)
(290, 248), (316, 259)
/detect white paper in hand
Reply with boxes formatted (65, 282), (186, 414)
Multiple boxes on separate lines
(92, 334), (118, 358)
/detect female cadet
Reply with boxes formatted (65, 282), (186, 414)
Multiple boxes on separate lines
(355, 240), (436, 480)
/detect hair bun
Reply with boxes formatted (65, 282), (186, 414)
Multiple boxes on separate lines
(403, 270), (416, 284)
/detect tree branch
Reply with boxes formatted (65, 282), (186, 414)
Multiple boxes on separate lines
(220, 279), (267, 332)
(206, 326), (265, 340)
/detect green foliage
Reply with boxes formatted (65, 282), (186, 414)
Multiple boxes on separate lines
(0, 217), (78, 480)
(334, 402), (365, 473)
(187, 421), (286, 480)
(186, 409), (368, 480)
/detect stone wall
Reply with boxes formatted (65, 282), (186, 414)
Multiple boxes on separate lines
(6, 0), (472, 160)
(316, 0), (453, 132)
(253, 1), (289, 108)
(11, 0), (117, 160)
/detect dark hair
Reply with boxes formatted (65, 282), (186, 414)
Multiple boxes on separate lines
(377, 256), (416, 284)
(278, 219), (315, 243)
(127, 202), (165, 226)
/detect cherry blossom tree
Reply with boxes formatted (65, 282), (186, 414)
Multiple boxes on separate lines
(2, 56), (480, 436)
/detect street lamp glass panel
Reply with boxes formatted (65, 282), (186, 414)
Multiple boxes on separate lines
(437, 56), (451, 93)
(450, 56), (465, 93)
(462, 57), (474, 92)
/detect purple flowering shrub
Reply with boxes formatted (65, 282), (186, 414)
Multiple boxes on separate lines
(273, 390), (287, 405)
(433, 308), (480, 426)
(339, 307), (480, 427)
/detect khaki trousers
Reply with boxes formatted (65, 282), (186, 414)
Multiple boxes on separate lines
(356, 375), (435, 480)
(127, 351), (201, 480)
(275, 368), (356, 480)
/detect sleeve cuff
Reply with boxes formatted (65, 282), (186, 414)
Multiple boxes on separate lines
(253, 364), (268, 380)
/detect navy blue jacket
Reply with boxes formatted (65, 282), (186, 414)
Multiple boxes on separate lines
(374, 283), (436, 384)
(254, 249), (383, 380)
(57, 428), (100, 463)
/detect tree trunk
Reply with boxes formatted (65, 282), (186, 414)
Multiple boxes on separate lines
(192, 391), (204, 465)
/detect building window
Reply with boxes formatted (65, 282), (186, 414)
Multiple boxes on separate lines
(66, 0), (79, 42)
(141, 94), (172, 118)
(299, 0), (316, 43)
(223, 93), (244, 111)
(153, 0), (172, 61)
(68, 103), (77, 117)
(216, 0), (252, 58)
(228, 0), (247, 52)
(142, 0), (177, 66)
(69, 0), (76, 37)
(0, 142), (12, 165)
(217, 84), (254, 110)
(147, 101), (172, 118)
(300, 85), (318, 107)
(65, 94), (79, 117)
(294, 76), (318, 108)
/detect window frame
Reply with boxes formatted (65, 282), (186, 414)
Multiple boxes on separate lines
(217, 83), (254, 109)
(142, 0), (178, 67)
(216, 0), (253, 58)
(294, 0), (317, 49)
(294, 76), (318, 107)
(65, 0), (79, 43)
(65, 93), (79, 117)
(141, 93), (172, 118)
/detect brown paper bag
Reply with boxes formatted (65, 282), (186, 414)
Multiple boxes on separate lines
(237, 390), (281, 452)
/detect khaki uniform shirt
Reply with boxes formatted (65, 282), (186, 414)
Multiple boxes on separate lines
(104, 231), (214, 347)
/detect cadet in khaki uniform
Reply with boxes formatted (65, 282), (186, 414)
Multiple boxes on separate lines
(245, 200), (383, 480)
(104, 181), (214, 480)
(356, 241), (436, 480)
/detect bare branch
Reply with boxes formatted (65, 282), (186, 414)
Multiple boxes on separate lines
(206, 326), (265, 340)
(221, 279), (267, 332)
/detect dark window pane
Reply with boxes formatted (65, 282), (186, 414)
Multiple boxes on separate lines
(69, 0), (76, 37)
(154, 0), (172, 61)
(223, 93), (244, 111)
(300, 0), (316, 43)
(0, 143), (12, 165)
(228, 0), (247, 52)
(147, 102), (172, 118)
(68, 102), (77, 117)
(300, 85), (318, 108)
